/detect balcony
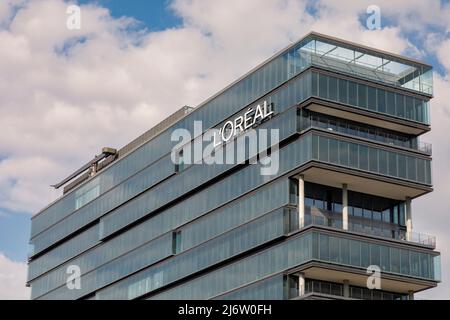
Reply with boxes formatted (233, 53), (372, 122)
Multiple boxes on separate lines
(289, 278), (411, 300)
(298, 33), (433, 96)
(298, 131), (433, 201)
(287, 206), (436, 249)
(299, 110), (432, 155)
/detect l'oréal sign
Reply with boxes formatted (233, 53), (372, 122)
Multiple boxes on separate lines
(213, 101), (274, 147)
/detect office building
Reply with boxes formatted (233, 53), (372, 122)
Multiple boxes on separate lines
(27, 32), (440, 300)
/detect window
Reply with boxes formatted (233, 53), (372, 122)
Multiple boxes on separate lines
(319, 234), (329, 261)
(358, 83), (367, 108)
(377, 89), (386, 113)
(380, 245), (390, 271)
(318, 136), (329, 162)
(319, 74), (328, 99)
(386, 91), (395, 115)
(400, 249), (410, 275)
(350, 241), (360, 266)
(397, 154), (407, 179)
(311, 72), (318, 96)
(75, 178), (100, 210)
(407, 156), (417, 181)
(369, 148), (378, 172)
(330, 236), (340, 262)
(417, 159), (426, 184)
(388, 152), (397, 177)
(359, 145), (369, 171)
(378, 150), (388, 175)
(329, 139), (339, 163)
(349, 143), (359, 168)
(329, 76), (338, 100)
(338, 79), (348, 104)
(396, 94), (405, 118)
(368, 86), (377, 111)
(405, 96), (415, 120)
(172, 231), (182, 254)
(340, 238), (350, 264)
(361, 242), (370, 267)
(382, 209), (390, 223)
(338, 141), (349, 166)
(348, 81), (357, 105)
(411, 252), (420, 277)
(391, 248), (400, 273)
(370, 244), (380, 266)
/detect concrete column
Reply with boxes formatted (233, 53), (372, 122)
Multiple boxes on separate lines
(299, 175), (305, 228)
(298, 273), (305, 297)
(342, 184), (348, 231)
(406, 197), (412, 241)
(343, 280), (350, 298)
(408, 290), (414, 300)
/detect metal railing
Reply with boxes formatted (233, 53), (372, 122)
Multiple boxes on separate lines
(286, 206), (436, 248)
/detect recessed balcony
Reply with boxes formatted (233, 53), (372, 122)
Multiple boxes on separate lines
(281, 226), (441, 297)
(286, 206), (436, 249)
(299, 109), (432, 155)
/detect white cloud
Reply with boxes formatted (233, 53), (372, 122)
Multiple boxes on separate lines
(0, 0), (449, 299)
(0, 253), (30, 300)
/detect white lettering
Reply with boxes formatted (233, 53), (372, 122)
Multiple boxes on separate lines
(214, 101), (273, 146)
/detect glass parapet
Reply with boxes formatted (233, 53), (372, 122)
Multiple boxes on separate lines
(309, 132), (432, 185)
(311, 71), (430, 124)
(29, 179), (290, 297)
(299, 110), (432, 155)
(299, 278), (410, 300)
(38, 207), (290, 300)
(285, 206), (436, 248)
(27, 224), (99, 281)
(300, 35), (433, 95)
(214, 275), (285, 300)
(311, 232), (440, 281)
(146, 230), (439, 300)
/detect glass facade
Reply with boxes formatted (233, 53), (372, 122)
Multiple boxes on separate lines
(310, 133), (432, 185)
(299, 110), (432, 154)
(301, 37), (433, 95)
(28, 33), (438, 300)
(30, 179), (290, 296)
(145, 231), (439, 300)
(311, 72), (430, 124)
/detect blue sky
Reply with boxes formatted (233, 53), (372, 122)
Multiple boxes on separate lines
(77, 0), (182, 30)
(0, 0), (449, 299)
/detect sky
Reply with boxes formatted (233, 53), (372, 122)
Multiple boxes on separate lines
(0, 0), (449, 300)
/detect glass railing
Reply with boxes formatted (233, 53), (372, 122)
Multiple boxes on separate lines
(290, 278), (411, 300)
(286, 206), (436, 248)
(299, 36), (433, 95)
(299, 110), (432, 155)
(309, 132), (432, 186)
